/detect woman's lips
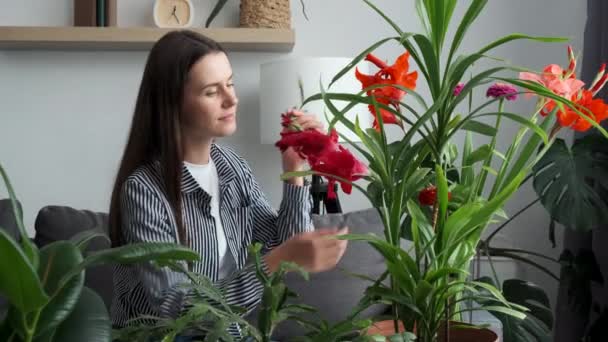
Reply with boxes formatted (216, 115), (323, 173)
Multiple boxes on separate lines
(219, 113), (235, 121)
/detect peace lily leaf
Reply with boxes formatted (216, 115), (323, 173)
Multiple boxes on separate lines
(61, 242), (199, 287)
(0, 229), (48, 313)
(533, 135), (608, 231)
(35, 241), (85, 337)
(51, 287), (111, 342)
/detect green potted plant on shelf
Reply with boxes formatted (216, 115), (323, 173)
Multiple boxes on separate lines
(0, 163), (200, 342)
(275, 0), (608, 341)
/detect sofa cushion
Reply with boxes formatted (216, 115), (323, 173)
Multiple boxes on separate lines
(267, 208), (389, 340)
(0, 199), (22, 322)
(0, 199), (21, 242)
(34, 206), (112, 310)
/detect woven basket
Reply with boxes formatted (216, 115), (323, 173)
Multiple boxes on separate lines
(239, 0), (291, 29)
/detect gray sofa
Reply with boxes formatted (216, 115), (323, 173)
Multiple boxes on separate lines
(0, 199), (388, 339)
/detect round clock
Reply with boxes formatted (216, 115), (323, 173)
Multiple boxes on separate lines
(153, 0), (194, 28)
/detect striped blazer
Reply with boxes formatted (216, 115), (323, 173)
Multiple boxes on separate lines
(111, 144), (313, 328)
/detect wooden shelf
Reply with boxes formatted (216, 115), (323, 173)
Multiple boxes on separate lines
(0, 26), (295, 52)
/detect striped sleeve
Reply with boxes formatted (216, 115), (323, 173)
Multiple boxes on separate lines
(120, 178), (189, 319)
(120, 178), (267, 321)
(242, 160), (314, 250)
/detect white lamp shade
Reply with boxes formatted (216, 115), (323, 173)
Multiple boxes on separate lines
(259, 57), (372, 144)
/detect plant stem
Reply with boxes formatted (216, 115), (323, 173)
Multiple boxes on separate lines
(445, 298), (450, 342)
(475, 100), (503, 198)
(483, 243), (501, 290)
(490, 251), (560, 280)
(24, 310), (42, 342)
(432, 202), (439, 232)
(488, 247), (559, 263)
(392, 276), (400, 335)
(485, 198), (540, 244)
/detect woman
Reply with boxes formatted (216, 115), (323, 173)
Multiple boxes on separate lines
(108, 30), (348, 336)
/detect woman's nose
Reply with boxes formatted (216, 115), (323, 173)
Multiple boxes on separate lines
(223, 89), (238, 107)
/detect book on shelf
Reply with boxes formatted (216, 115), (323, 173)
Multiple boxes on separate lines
(105, 0), (117, 26)
(96, 0), (105, 27)
(73, 0), (116, 27)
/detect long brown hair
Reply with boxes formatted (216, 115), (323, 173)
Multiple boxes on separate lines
(109, 30), (225, 247)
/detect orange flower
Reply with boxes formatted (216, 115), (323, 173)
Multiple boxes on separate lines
(545, 89), (608, 132)
(520, 46), (608, 132)
(355, 52), (418, 130)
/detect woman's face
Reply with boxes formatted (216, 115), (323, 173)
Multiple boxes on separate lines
(181, 52), (238, 141)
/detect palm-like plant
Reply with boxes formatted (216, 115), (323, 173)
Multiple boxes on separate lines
(280, 0), (608, 340)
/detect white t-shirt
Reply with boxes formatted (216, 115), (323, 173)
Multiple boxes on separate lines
(184, 159), (235, 279)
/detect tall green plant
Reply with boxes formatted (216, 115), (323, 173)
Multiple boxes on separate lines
(280, 0), (608, 341)
(0, 163), (199, 342)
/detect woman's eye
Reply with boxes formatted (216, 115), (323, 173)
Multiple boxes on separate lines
(205, 91), (217, 96)
(227, 83), (235, 87)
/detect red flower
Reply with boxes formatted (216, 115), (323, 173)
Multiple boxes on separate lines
(355, 52), (418, 130)
(275, 129), (339, 164)
(313, 145), (368, 198)
(418, 186), (452, 206)
(281, 113), (294, 128)
(275, 118), (367, 198)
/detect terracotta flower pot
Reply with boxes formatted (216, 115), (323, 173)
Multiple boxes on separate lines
(364, 320), (498, 342)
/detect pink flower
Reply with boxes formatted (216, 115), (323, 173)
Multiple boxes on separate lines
(453, 82), (465, 96)
(486, 83), (518, 101)
(519, 47), (585, 99)
(520, 65), (584, 98)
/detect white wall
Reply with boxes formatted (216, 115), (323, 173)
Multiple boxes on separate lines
(0, 0), (587, 307)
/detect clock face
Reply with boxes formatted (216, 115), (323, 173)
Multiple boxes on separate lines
(154, 0), (194, 28)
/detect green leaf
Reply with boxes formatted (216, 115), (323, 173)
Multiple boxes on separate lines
(35, 241), (85, 337)
(425, 267), (468, 284)
(413, 33), (441, 96)
(51, 287), (111, 342)
(205, 320), (234, 342)
(70, 228), (109, 253)
(363, 0), (402, 35)
(0, 163), (39, 270)
(447, 33), (567, 99)
(532, 135), (608, 231)
(276, 261), (309, 281)
(462, 132), (475, 187)
(436, 164), (449, 229)
(205, 0), (229, 27)
(447, 0), (488, 67)
(470, 305), (526, 320)
(0, 229), (48, 313)
(474, 112), (548, 145)
(466, 144), (492, 164)
(503, 279), (552, 327)
(329, 37), (399, 88)
(388, 331), (417, 342)
(61, 243), (199, 288)
(497, 77), (608, 138)
(476, 277), (552, 342)
(461, 120), (497, 136)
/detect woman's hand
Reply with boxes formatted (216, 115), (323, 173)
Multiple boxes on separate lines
(264, 227), (349, 273)
(281, 109), (324, 186)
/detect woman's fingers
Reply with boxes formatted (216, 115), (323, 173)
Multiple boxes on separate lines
(287, 111), (325, 131)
